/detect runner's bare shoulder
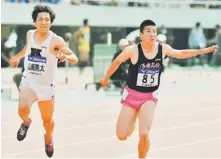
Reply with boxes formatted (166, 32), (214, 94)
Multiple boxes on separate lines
(122, 44), (137, 57)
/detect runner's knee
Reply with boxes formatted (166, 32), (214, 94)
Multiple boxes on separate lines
(139, 131), (149, 140)
(116, 129), (128, 141)
(117, 133), (128, 141)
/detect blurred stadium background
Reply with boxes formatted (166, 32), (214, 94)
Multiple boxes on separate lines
(2, 0), (221, 93)
(1, 0), (221, 97)
(1, 0), (221, 96)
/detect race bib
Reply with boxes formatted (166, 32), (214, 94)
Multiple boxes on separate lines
(136, 72), (159, 87)
(27, 48), (47, 76)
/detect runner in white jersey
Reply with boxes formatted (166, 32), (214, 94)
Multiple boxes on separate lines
(101, 20), (218, 159)
(9, 5), (78, 158)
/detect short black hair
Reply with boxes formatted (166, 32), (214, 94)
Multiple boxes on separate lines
(83, 19), (88, 25)
(196, 22), (201, 28)
(32, 5), (56, 23)
(140, 20), (156, 33)
(216, 24), (220, 29)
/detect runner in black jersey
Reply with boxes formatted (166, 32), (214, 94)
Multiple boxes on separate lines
(101, 19), (218, 159)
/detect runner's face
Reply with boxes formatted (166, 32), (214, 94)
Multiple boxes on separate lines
(140, 26), (157, 44)
(35, 12), (51, 33)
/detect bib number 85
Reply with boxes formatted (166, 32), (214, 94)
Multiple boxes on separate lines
(137, 73), (159, 87)
(142, 74), (154, 84)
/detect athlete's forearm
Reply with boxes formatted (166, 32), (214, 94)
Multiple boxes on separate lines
(66, 54), (78, 64)
(104, 60), (121, 80)
(14, 47), (26, 59)
(177, 48), (208, 59)
(59, 47), (73, 56)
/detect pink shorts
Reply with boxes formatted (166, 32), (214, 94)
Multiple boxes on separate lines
(121, 86), (158, 110)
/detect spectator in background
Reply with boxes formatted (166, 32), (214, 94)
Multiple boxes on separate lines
(1, 28), (17, 67)
(188, 22), (207, 66)
(126, 29), (140, 45)
(208, 24), (221, 66)
(3, 28), (18, 65)
(159, 25), (167, 35)
(5, 28), (18, 49)
(159, 25), (174, 46)
(74, 19), (91, 74)
(1, 38), (11, 67)
(110, 39), (130, 89)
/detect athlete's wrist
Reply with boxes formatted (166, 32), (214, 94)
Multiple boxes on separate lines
(66, 54), (74, 59)
(199, 48), (207, 55)
(103, 76), (110, 82)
